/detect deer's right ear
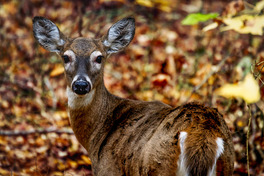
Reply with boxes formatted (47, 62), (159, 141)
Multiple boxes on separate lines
(103, 17), (135, 54)
(33, 16), (66, 53)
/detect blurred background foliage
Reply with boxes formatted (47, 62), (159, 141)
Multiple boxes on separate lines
(0, 0), (264, 175)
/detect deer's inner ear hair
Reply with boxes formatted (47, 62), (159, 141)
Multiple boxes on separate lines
(62, 55), (70, 63)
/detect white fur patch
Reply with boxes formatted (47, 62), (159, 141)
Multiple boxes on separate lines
(68, 74), (94, 109)
(176, 133), (224, 176)
(177, 131), (189, 176)
(64, 50), (76, 61)
(63, 50), (76, 71)
(208, 137), (224, 176)
(215, 137), (224, 158)
(67, 86), (95, 109)
(90, 51), (102, 70)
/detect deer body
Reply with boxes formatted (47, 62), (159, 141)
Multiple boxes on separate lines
(33, 17), (234, 176)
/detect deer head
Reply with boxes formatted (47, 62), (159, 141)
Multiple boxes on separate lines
(33, 16), (135, 97)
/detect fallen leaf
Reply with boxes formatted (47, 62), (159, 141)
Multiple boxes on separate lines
(135, 0), (174, 12)
(57, 161), (66, 171)
(135, 0), (153, 8)
(68, 160), (78, 169)
(255, 0), (264, 12)
(151, 74), (171, 88)
(50, 64), (65, 77)
(99, 0), (125, 4)
(136, 90), (154, 101)
(203, 22), (219, 32)
(81, 155), (92, 165)
(215, 73), (260, 104)
(182, 13), (219, 25)
(222, 15), (264, 35)
(222, 0), (244, 17)
(0, 168), (10, 175)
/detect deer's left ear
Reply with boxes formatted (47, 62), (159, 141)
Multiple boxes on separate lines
(103, 17), (135, 54)
(33, 16), (67, 53)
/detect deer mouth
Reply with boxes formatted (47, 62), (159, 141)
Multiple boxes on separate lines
(72, 79), (91, 95)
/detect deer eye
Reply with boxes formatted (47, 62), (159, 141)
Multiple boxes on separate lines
(62, 55), (70, 63)
(95, 56), (103, 64)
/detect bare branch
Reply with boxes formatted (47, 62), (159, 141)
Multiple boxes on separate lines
(185, 55), (229, 103)
(251, 60), (264, 88)
(247, 105), (252, 176)
(0, 127), (74, 136)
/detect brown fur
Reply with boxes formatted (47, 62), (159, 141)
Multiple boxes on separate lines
(69, 89), (234, 176)
(33, 17), (235, 176)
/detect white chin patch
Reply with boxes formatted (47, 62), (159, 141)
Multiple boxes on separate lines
(67, 87), (95, 109)
(68, 74), (94, 109)
(70, 74), (93, 92)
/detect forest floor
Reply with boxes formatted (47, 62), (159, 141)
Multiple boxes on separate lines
(0, 0), (264, 175)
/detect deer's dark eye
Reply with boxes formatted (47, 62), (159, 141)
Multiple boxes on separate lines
(95, 56), (103, 64)
(62, 55), (70, 63)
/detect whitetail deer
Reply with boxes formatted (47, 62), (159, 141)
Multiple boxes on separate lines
(33, 16), (235, 176)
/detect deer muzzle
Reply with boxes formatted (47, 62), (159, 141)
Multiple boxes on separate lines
(72, 76), (91, 95)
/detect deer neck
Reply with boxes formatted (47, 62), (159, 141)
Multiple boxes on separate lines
(67, 82), (122, 153)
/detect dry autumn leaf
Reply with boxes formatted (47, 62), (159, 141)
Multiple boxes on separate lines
(203, 1), (264, 35)
(215, 73), (260, 104)
(1, 0), (264, 175)
(255, 0), (264, 12)
(81, 155), (92, 165)
(151, 74), (171, 88)
(135, 0), (174, 12)
(68, 159), (78, 169)
(99, 0), (125, 4)
(221, 15), (264, 35)
(50, 64), (65, 77)
(135, 0), (153, 8)
(202, 22), (218, 32)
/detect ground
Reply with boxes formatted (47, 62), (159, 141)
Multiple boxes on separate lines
(0, 0), (264, 175)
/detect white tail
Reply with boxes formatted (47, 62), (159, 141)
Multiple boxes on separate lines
(33, 16), (235, 176)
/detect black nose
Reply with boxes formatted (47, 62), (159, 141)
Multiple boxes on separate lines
(72, 80), (91, 95)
